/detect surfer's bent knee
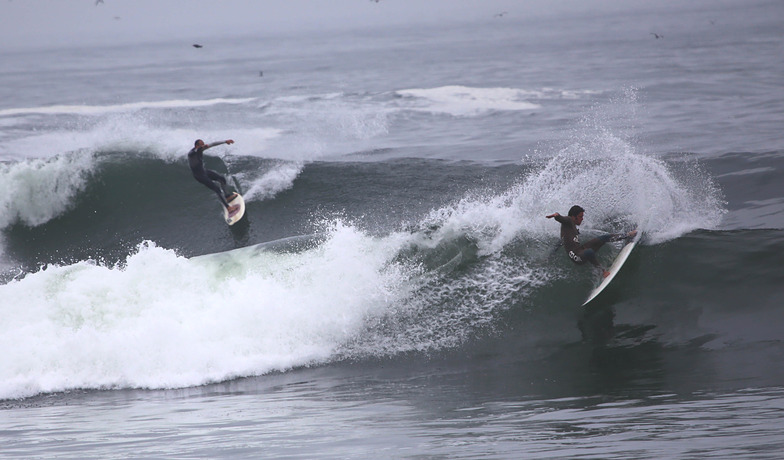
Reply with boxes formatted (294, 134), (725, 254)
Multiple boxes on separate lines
(581, 248), (599, 265)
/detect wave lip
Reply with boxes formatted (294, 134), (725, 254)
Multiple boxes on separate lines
(0, 151), (97, 229)
(0, 98), (256, 117)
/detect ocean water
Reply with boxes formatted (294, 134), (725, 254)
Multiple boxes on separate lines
(2, 1), (784, 458)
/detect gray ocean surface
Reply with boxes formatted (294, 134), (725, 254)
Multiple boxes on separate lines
(2, 1), (784, 458)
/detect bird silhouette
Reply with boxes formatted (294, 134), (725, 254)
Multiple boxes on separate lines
(650, 33), (663, 39)
(192, 44), (203, 48)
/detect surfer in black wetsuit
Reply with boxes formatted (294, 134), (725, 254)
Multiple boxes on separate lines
(188, 139), (240, 215)
(546, 205), (636, 278)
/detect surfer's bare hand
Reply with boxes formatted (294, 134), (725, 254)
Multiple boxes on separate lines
(546, 213), (560, 219)
(602, 270), (611, 278)
(225, 139), (234, 145)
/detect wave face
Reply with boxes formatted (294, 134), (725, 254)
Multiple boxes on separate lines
(2, 136), (778, 400)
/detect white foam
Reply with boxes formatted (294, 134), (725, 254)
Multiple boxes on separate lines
(0, 98), (256, 117)
(0, 151), (97, 229)
(412, 126), (725, 256)
(395, 85), (541, 116)
(0, 212), (551, 399)
(0, 224), (413, 400)
(404, 88), (724, 254)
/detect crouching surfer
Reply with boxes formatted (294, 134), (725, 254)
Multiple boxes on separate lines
(546, 205), (637, 278)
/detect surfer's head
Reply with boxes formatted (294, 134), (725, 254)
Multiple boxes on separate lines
(194, 139), (204, 147)
(568, 205), (585, 225)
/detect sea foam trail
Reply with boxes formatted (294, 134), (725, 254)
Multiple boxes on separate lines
(0, 224), (412, 400)
(238, 161), (303, 202)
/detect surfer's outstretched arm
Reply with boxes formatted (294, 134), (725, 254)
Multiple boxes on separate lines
(205, 139), (234, 150)
(547, 213), (571, 225)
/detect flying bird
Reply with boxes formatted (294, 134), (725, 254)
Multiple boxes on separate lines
(650, 33), (663, 39)
(95, 0), (104, 5)
(495, 11), (508, 18)
(192, 44), (203, 48)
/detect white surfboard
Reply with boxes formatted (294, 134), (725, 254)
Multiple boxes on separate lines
(223, 193), (246, 226)
(582, 230), (641, 307)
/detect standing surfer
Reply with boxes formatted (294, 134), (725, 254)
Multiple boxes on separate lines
(546, 205), (636, 278)
(188, 139), (240, 216)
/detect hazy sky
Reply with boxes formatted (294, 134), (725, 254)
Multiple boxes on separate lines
(1, 0), (725, 52)
(1, 0), (550, 51)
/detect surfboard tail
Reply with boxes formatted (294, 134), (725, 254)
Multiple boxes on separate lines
(223, 193), (246, 225)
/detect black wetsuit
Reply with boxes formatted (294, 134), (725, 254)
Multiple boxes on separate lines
(188, 145), (231, 208)
(554, 214), (612, 269)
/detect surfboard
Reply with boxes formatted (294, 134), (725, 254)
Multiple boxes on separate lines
(582, 230), (641, 307)
(223, 193), (246, 226)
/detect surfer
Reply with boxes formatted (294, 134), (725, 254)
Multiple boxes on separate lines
(188, 139), (240, 215)
(546, 205), (636, 278)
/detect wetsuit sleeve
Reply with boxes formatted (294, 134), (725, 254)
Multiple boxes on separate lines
(554, 215), (570, 225)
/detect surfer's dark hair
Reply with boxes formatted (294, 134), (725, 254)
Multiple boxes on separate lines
(568, 205), (585, 217)
(194, 139), (203, 147)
